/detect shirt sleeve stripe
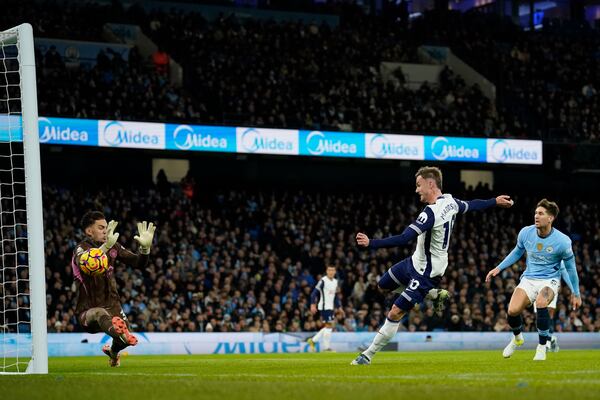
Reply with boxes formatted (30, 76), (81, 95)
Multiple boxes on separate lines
(409, 224), (423, 235)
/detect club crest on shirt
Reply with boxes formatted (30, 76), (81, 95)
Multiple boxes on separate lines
(416, 212), (428, 224)
(536, 243), (543, 251)
(546, 246), (553, 253)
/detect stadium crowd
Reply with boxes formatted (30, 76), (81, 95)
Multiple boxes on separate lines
(42, 182), (599, 334)
(5, 1), (600, 141)
(2, 1), (506, 137)
(135, 8), (500, 136)
(34, 45), (199, 123)
(414, 11), (600, 142)
(2, 1), (599, 335)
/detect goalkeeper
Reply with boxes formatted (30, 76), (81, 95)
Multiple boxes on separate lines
(72, 211), (156, 367)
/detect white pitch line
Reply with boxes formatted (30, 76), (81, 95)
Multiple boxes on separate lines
(200, 372), (600, 384)
(73, 372), (197, 377)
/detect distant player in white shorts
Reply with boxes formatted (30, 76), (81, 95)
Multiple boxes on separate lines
(307, 266), (344, 352)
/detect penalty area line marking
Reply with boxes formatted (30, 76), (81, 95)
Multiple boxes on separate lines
(76, 372), (197, 377)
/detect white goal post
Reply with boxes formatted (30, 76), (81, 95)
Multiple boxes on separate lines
(0, 23), (47, 374)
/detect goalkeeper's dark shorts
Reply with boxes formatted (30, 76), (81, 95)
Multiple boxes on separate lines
(78, 305), (128, 333)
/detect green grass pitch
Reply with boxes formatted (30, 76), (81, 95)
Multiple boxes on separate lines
(1, 350), (599, 399)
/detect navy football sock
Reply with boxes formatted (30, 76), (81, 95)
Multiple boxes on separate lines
(537, 307), (551, 345)
(507, 314), (523, 336)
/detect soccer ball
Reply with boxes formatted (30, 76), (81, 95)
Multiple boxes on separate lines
(79, 248), (109, 275)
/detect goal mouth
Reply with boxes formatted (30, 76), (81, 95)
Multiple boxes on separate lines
(0, 23), (47, 374)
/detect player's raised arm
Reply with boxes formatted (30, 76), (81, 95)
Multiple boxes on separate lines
(134, 221), (156, 255)
(456, 195), (514, 214)
(99, 220), (120, 254)
(485, 226), (526, 282)
(357, 207), (434, 250)
(117, 221), (157, 268)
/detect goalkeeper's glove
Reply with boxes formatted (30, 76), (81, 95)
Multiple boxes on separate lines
(99, 220), (119, 254)
(134, 221), (156, 255)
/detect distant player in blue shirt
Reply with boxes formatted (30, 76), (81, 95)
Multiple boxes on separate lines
(486, 199), (581, 361)
(351, 166), (514, 365)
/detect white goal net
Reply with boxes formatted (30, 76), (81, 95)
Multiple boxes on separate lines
(0, 23), (47, 374)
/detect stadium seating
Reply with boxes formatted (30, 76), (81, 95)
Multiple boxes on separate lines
(42, 184), (599, 333)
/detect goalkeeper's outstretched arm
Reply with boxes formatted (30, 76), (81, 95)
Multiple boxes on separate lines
(116, 221), (157, 268)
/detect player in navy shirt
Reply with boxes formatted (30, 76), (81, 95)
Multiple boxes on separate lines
(351, 166), (514, 365)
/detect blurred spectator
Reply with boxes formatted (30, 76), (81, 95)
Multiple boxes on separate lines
(34, 183), (599, 334)
(152, 47), (170, 76)
(44, 45), (63, 69)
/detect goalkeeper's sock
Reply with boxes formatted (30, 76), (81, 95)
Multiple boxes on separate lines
(536, 307), (551, 345)
(363, 318), (400, 359)
(111, 338), (128, 354)
(322, 328), (332, 350)
(312, 328), (325, 343)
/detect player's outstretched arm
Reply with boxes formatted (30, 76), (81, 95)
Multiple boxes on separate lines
(356, 232), (371, 247)
(357, 207), (433, 250)
(485, 228), (526, 282)
(99, 220), (119, 254)
(485, 246), (525, 282)
(116, 221), (157, 269)
(134, 221), (156, 255)
(356, 227), (418, 249)
(485, 267), (501, 282)
(456, 195), (514, 214)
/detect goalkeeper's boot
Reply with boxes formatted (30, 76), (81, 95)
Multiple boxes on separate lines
(431, 289), (450, 315)
(306, 337), (316, 352)
(502, 335), (524, 358)
(102, 344), (121, 367)
(112, 316), (138, 346)
(350, 353), (371, 366)
(547, 335), (559, 353)
(533, 344), (547, 361)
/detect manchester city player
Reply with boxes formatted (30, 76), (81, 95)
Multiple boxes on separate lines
(351, 166), (514, 365)
(486, 199), (581, 361)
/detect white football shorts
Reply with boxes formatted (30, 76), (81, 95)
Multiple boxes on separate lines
(517, 277), (560, 309)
